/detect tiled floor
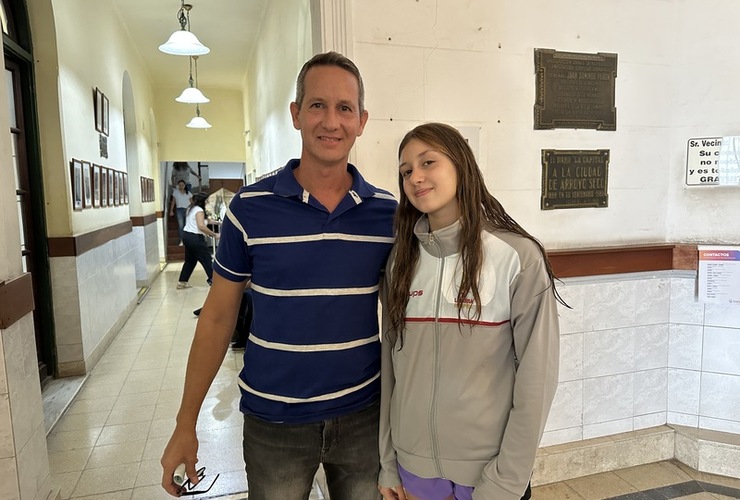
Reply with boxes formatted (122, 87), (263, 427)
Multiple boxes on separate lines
(44, 263), (740, 499)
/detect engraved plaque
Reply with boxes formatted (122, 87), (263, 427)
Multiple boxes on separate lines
(534, 49), (617, 130)
(541, 150), (609, 210)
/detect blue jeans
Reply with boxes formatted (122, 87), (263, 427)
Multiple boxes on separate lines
(242, 402), (381, 500)
(175, 207), (186, 243)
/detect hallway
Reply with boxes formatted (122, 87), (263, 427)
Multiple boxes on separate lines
(43, 265), (740, 499)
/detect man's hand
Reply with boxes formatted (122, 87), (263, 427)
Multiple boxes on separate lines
(161, 427), (200, 496)
(379, 485), (407, 500)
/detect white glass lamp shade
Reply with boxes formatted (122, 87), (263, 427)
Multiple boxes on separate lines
(186, 115), (212, 129)
(176, 87), (210, 104)
(159, 30), (210, 56)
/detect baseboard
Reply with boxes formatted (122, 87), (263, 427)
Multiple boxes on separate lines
(533, 424), (740, 486)
(672, 424), (740, 479)
(533, 426), (675, 485)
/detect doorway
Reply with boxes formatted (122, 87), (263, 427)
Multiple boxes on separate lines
(3, 0), (56, 385)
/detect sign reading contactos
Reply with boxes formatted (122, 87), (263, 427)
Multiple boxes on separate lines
(698, 246), (740, 305)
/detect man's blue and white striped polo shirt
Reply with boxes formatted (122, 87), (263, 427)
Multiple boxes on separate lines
(214, 159), (396, 424)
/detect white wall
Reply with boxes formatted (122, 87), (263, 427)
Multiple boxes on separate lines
(209, 162), (246, 179)
(543, 272), (740, 447)
(245, 0), (313, 176)
(350, 0), (740, 248)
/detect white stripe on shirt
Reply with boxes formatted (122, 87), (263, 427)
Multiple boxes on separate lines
(248, 333), (378, 352)
(225, 208), (248, 242)
(238, 372), (380, 403)
(251, 283), (379, 297)
(248, 233), (394, 246)
(239, 191), (274, 198)
(214, 255), (251, 278)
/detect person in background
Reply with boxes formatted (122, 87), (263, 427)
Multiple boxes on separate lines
(176, 192), (219, 290)
(171, 161), (201, 193)
(378, 123), (565, 500)
(169, 180), (192, 246)
(161, 51), (396, 500)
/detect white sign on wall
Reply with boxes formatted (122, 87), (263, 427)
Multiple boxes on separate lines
(686, 137), (740, 186)
(698, 245), (740, 305)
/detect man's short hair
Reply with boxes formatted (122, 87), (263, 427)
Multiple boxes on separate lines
(294, 51), (365, 113)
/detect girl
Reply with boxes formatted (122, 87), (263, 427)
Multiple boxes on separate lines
(379, 123), (564, 500)
(177, 192), (219, 289)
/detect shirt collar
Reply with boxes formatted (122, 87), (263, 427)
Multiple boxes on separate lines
(272, 159), (376, 199)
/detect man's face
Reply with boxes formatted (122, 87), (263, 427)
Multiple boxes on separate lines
(290, 65), (369, 168)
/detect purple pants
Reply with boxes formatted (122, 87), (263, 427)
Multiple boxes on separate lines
(398, 464), (474, 500)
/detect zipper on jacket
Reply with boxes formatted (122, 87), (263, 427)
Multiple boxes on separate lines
(428, 233), (446, 479)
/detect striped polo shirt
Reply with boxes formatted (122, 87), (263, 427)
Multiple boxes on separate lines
(214, 159), (396, 423)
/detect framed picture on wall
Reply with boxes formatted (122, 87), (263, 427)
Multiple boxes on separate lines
(94, 88), (103, 133)
(102, 94), (110, 136)
(92, 164), (101, 208)
(118, 171), (124, 205)
(71, 159), (83, 211)
(94, 87), (110, 136)
(107, 168), (115, 206)
(100, 167), (108, 207)
(82, 161), (92, 208)
(113, 170), (119, 206)
(123, 173), (129, 204)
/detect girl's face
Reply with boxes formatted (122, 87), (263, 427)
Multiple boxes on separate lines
(399, 138), (460, 231)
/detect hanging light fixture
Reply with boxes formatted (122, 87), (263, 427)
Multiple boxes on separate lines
(159, 1), (210, 56)
(176, 55), (209, 103)
(186, 104), (212, 129)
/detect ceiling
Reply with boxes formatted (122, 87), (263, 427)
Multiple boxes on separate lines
(110, 0), (269, 90)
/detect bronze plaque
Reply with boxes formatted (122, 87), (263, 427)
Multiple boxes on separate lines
(534, 49), (617, 130)
(541, 149), (609, 210)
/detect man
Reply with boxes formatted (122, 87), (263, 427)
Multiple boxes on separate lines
(161, 52), (396, 500)
(169, 179), (192, 245)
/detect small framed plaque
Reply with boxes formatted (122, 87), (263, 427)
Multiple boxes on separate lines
(541, 149), (610, 210)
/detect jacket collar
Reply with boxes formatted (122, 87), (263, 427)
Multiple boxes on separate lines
(413, 215), (462, 258)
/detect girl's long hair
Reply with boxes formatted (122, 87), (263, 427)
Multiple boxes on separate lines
(386, 123), (566, 348)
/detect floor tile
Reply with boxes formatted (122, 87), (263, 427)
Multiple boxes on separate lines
(566, 471), (639, 500)
(614, 461), (694, 490)
(532, 482), (587, 499)
(71, 462), (139, 497)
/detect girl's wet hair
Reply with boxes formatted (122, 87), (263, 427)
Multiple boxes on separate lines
(386, 122), (567, 347)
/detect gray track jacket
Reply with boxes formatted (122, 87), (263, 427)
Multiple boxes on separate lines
(379, 216), (560, 500)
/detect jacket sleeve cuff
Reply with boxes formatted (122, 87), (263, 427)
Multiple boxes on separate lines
(378, 462), (402, 489)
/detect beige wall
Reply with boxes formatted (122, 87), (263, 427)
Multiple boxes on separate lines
(47, 0), (158, 234)
(155, 86), (246, 162)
